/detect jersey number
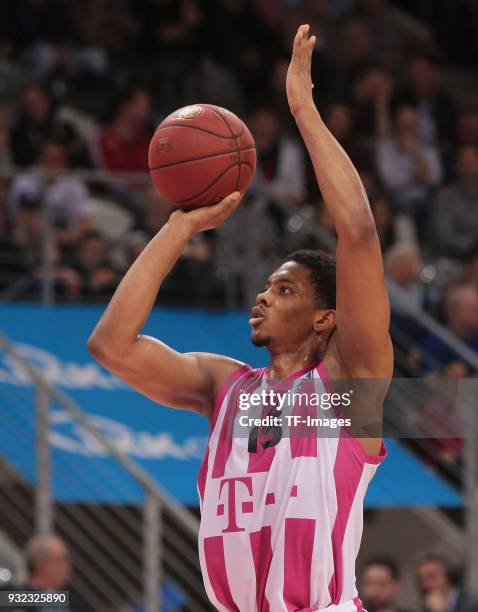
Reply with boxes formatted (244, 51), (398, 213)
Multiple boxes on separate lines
(248, 418), (282, 453)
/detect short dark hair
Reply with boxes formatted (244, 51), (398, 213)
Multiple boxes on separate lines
(283, 249), (336, 309)
(415, 553), (459, 586)
(361, 557), (400, 581)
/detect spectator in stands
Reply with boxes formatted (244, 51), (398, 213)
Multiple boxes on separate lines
(351, 66), (393, 139)
(328, 18), (375, 103)
(386, 243), (427, 306)
(359, 557), (404, 612)
(270, 57), (297, 130)
(369, 192), (417, 251)
(0, 176), (9, 237)
(356, 0), (434, 72)
(26, 534), (71, 590)
(202, 0), (284, 104)
(324, 102), (375, 180)
(464, 244), (478, 291)
(375, 103), (442, 238)
(457, 110), (478, 148)
(0, 195), (82, 301)
(420, 360), (468, 466)
(72, 230), (119, 302)
(96, 87), (152, 173)
(386, 243), (439, 341)
(0, 103), (12, 170)
(248, 106), (306, 204)
(0, 195), (41, 293)
(139, 186), (174, 237)
(13, 534), (73, 612)
(395, 55), (456, 149)
(7, 139), (89, 233)
(10, 84), (91, 168)
(416, 553), (478, 612)
(420, 283), (478, 372)
(430, 146), (478, 260)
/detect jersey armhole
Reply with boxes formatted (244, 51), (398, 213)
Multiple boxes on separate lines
(316, 360), (387, 465)
(209, 364), (252, 431)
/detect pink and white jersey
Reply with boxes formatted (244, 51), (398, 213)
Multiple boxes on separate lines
(197, 361), (386, 612)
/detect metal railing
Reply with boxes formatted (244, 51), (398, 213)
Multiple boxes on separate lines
(0, 331), (208, 611)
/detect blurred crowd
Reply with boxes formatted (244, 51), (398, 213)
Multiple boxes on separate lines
(0, 0), (477, 379)
(1, 535), (478, 612)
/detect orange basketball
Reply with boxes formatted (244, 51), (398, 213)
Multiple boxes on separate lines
(148, 104), (256, 209)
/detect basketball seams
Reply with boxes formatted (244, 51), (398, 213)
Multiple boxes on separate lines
(149, 146), (256, 171)
(206, 105), (245, 139)
(150, 104), (255, 206)
(207, 106), (243, 192)
(156, 161), (253, 205)
(156, 123), (244, 140)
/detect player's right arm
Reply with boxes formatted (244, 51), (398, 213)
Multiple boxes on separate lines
(87, 192), (244, 418)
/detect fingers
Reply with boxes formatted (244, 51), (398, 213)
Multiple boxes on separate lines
(210, 191), (243, 218)
(291, 28), (303, 63)
(204, 191), (243, 228)
(292, 24), (314, 68)
(219, 191), (242, 209)
(183, 191), (243, 233)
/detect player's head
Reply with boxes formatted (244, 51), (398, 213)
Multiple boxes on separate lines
(359, 557), (401, 611)
(250, 249), (336, 353)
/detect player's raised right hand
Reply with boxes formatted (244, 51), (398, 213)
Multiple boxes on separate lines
(170, 191), (243, 235)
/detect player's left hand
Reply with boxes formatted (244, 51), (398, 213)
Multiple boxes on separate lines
(286, 24), (316, 116)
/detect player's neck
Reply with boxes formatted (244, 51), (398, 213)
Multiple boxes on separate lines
(267, 345), (322, 381)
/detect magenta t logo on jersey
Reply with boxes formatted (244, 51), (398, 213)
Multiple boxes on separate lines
(217, 476), (253, 533)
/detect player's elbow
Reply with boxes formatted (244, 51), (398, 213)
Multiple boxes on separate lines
(87, 330), (121, 367)
(87, 332), (108, 363)
(87, 328), (137, 373)
(340, 213), (377, 244)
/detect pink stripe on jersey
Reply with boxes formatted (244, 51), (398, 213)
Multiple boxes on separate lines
(250, 526), (273, 612)
(328, 435), (364, 603)
(198, 365), (251, 503)
(283, 518), (316, 610)
(354, 596), (365, 611)
(289, 371), (318, 458)
(247, 443), (276, 473)
(203, 535), (239, 611)
(319, 359), (387, 603)
(210, 364), (252, 431)
(212, 368), (260, 479)
(197, 447), (209, 504)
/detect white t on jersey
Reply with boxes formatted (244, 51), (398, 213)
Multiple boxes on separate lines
(197, 361), (386, 612)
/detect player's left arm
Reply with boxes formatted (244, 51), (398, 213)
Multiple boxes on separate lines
(287, 25), (393, 379)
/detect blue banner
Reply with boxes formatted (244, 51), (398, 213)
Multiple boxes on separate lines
(0, 304), (461, 507)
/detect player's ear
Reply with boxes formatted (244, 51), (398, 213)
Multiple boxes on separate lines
(313, 309), (336, 332)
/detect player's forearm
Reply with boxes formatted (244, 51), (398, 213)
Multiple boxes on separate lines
(88, 215), (193, 357)
(294, 103), (375, 236)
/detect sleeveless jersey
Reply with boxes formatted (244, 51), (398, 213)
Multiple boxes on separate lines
(197, 361), (386, 612)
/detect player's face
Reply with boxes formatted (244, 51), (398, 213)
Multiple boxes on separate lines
(249, 262), (325, 350)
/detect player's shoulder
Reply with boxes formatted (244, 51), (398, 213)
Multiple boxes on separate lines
(187, 352), (245, 373)
(327, 331), (393, 379)
(186, 352), (250, 414)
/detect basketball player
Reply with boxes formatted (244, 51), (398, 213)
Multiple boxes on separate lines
(88, 25), (393, 612)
